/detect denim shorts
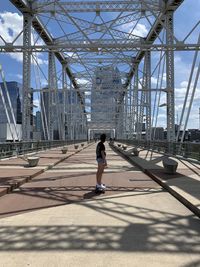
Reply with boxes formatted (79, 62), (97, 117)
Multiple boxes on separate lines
(96, 158), (105, 164)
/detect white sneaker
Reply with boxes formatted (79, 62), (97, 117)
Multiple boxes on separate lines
(100, 184), (106, 189)
(96, 184), (106, 190)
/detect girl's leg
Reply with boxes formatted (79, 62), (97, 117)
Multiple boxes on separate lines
(96, 163), (105, 185)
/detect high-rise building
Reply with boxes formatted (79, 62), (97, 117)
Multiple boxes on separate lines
(188, 129), (200, 142)
(0, 81), (34, 141)
(91, 66), (122, 129)
(35, 111), (42, 132)
(0, 81), (23, 141)
(0, 81), (22, 124)
(151, 127), (164, 140)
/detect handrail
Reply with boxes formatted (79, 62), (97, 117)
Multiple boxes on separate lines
(0, 140), (87, 159)
(117, 139), (200, 162)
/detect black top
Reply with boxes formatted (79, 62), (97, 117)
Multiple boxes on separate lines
(96, 141), (106, 159)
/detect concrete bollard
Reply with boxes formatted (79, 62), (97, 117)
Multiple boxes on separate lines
(61, 146), (68, 154)
(132, 148), (139, 156)
(162, 157), (178, 174)
(27, 156), (40, 167)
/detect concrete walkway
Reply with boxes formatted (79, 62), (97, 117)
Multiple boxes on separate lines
(114, 142), (200, 218)
(0, 142), (199, 267)
(0, 142), (88, 196)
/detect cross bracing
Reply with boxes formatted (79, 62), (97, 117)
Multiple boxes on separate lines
(0, 0), (199, 144)
(29, 1), (161, 13)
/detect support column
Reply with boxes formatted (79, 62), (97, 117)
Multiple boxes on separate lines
(62, 63), (67, 140)
(48, 52), (56, 140)
(166, 11), (175, 143)
(69, 81), (74, 141)
(124, 91), (128, 139)
(22, 13), (32, 140)
(138, 62), (146, 140)
(128, 83), (133, 138)
(145, 51), (151, 141)
(133, 64), (139, 139)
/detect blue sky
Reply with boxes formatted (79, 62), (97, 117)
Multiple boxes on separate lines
(0, 0), (199, 129)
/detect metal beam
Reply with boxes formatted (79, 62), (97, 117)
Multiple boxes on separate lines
(33, 1), (161, 13)
(65, 57), (133, 64)
(22, 13), (32, 140)
(1, 43), (199, 52)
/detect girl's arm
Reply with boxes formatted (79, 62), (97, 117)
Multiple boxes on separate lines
(101, 150), (107, 166)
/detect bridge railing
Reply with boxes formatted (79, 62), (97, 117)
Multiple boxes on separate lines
(117, 140), (200, 162)
(0, 140), (87, 159)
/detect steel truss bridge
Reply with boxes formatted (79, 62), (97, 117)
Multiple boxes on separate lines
(0, 0), (199, 156)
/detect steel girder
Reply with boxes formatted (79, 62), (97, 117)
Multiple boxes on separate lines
(65, 57), (134, 64)
(145, 51), (151, 141)
(22, 13), (32, 140)
(166, 11), (175, 142)
(1, 43), (199, 53)
(32, 1), (161, 13)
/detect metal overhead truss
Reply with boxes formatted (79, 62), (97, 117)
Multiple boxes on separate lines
(7, 0), (197, 142)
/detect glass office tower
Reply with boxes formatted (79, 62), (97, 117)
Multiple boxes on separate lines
(0, 81), (22, 124)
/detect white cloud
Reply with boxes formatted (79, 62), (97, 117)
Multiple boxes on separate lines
(0, 12), (47, 65)
(157, 114), (166, 119)
(174, 55), (182, 63)
(8, 52), (23, 62)
(13, 73), (23, 81)
(33, 98), (40, 108)
(132, 23), (148, 37)
(77, 78), (89, 84)
(34, 57), (48, 66)
(151, 77), (158, 85)
(0, 12), (23, 43)
(65, 52), (79, 58)
(180, 81), (188, 88)
(120, 23), (148, 38)
(40, 79), (48, 87)
(57, 80), (62, 88)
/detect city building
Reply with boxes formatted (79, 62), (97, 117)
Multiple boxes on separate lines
(0, 81), (22, 141)
(0, 81), (22, 124)
(90, 66), (123, 136)
(188, 129), (200, 142)
(35, 111), (42, 132)
(0, 81), (34, 141)
(151, 127), (164, 140)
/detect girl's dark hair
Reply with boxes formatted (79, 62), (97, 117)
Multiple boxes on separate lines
(100, 133), (106, 142)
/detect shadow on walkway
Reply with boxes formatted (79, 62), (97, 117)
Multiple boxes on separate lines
(0, 197), (199, 253)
